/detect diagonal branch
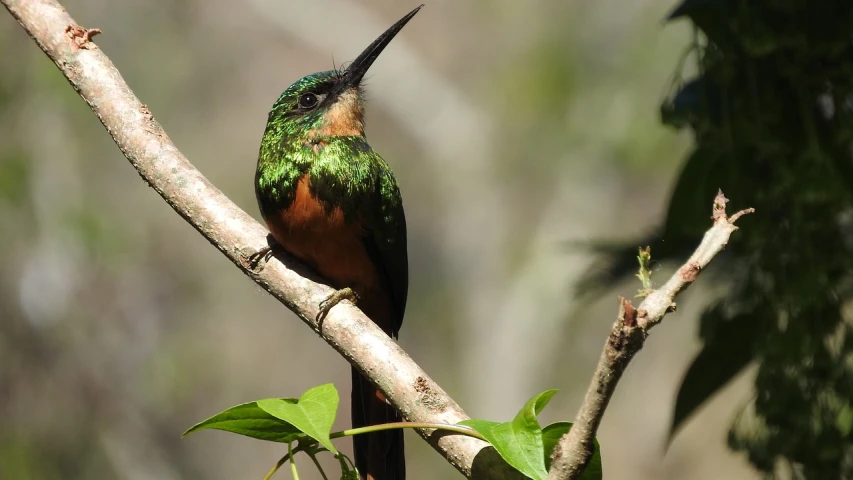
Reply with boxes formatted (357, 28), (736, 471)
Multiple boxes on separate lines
(1, 0), (522, 478)
(546, 190), (754, 480)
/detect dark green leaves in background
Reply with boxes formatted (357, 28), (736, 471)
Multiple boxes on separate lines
(591, 0), (853, 476)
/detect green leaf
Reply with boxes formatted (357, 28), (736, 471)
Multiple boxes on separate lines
(258, 383), (340, 455)
(183, 401), (302, 443)
(541, 422), (603, 480)
(460, 390), (558, 480)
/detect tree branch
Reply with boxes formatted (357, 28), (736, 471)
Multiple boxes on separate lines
(546, 190), (754, 480)
(1, 0), (523, 478)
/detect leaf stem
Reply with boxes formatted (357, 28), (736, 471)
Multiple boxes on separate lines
(331, 422), (487, 442)
(288, 441), (300, 480)
(260, 423), (483, 480)
(262, 454), (288, 480)
(307, 450), (329, 480)
(263, 443), (309, 480)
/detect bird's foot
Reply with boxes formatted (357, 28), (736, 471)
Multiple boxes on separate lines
(247, 243), (278, 270)
(316, 287), (359, 326)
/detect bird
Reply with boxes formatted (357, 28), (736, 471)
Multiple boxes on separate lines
(253, 6), (422, 479)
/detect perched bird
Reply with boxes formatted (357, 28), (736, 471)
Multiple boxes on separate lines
(253, 6), (422, 480)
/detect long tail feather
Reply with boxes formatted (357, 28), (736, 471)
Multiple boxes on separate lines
(351, 368), (405, 480)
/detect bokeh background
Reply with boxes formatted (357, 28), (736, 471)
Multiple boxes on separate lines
(0, 1), (759, 479)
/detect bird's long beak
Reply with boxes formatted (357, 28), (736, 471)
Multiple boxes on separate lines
(338, 5), (423, 91)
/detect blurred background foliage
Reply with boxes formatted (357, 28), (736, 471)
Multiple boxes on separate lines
(0, 0), (767, 479)
(592, 0), (853, 477)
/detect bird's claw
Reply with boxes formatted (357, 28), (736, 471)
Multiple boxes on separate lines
(316, 287), (359, 326)
(247, 245), (275, 270)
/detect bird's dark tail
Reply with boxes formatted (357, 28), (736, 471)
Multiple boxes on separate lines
(351, 367), (406, 480)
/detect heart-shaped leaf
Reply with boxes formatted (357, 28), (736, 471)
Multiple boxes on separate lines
(258, 383), (340, 454)
(183, 401), (301, 443)
(460, 390), (558, 480)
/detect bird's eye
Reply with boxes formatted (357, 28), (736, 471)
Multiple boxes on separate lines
(298, 93), (319, 109)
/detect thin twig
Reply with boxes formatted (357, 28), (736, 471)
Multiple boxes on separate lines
(546, 190), (753, 480)
(333, 422), (488, 442)
(306, 451), (330, 480)
(0, 0), (522, 478)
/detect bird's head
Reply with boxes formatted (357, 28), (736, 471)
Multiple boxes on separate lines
(266, 5), (422, 143)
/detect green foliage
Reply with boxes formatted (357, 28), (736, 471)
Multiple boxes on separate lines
(185, 384), (351, 479)
(541, 423), (602, 478)
(461, 390), (556, 480)
(184, 384), (340, 452)
(461, 390), (602, 480)
(663, 1), (853, 474)
(257, 384), (340, 455)
(183, 400), (303, 443)
(186, 385), (602, 479)
(590, 0), (853, 476)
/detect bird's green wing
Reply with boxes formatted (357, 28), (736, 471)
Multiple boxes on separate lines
(363, 165), (409, 337)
